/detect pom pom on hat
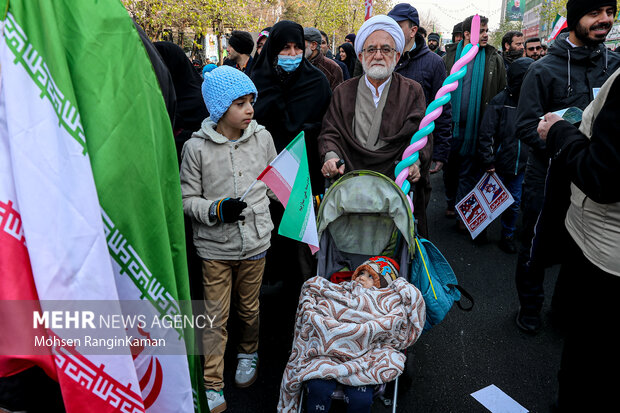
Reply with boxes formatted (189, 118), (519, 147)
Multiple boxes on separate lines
(201, 66), (258, 124)
(352, 256), (400, 288)
(202, 63), (217, 78)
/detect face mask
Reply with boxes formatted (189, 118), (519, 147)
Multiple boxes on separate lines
(277, 53), (303, 72)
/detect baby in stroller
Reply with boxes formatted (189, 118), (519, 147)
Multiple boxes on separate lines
(278, 256), (426, 412)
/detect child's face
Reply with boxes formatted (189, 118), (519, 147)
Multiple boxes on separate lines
(356, 270), (375, 289)
(220, 94), (254, 132)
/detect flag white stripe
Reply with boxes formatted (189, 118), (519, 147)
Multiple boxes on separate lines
(272, 150), (300, 187)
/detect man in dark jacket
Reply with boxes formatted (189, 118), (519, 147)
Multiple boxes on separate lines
(514, 0), (620, 333)
(442, 15), (506, 225)
(319, 30), (334, 59)
(478, 57), (533, 253)
(388, 3), (451, 238)
(428, 33), (445, 56)
(451, 22), (463, 44)
(501, 30), (525, 71)
(223, 30), (254, 73)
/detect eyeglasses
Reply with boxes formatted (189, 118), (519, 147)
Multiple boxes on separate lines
(362, 46), (396, 56)
(527, 45), (541, 51)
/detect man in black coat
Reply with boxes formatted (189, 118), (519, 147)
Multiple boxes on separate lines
(388, 3), (452, 238)
(538, 66), (620, 412)
(501, 30), (525, 71)
(514, 0), (619, 333)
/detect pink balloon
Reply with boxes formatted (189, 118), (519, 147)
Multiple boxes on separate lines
(451, 45), (479, 73)
(470, 15), (481, 45)
(420, 107), (443, 130)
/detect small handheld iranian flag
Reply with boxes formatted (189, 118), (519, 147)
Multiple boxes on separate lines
(257, 132), (320, 254)
(549, 14), (568, 41)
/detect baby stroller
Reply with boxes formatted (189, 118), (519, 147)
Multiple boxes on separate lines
(316, 170), (415, 280)
(298, 170), (418, 413)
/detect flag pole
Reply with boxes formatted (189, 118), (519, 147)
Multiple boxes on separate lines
(240, 180), (258, 201)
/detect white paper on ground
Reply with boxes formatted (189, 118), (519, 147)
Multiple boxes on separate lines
(471, 384), (529, 413)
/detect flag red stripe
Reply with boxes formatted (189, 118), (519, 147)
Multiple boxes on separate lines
(0, 199), (56, 380)
(0, 200), (145, 412)
(552, 21), (568, 39)
(258, 167), (292, 207)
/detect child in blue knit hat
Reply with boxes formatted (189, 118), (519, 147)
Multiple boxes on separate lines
(179, 65), (277, 413)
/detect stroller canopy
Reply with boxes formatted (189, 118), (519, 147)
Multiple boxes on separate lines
(317, 170), (415, 257)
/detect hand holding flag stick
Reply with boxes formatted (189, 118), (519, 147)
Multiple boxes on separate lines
(394, 15), (481, 212)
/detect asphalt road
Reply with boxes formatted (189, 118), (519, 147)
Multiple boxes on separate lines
(222, 172), (564, 413)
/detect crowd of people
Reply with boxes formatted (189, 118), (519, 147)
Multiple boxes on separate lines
(150, 0), (620, 412)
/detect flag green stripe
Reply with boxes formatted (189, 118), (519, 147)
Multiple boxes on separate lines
(279, 135), (312, 239)
(285, 132), (305, 164)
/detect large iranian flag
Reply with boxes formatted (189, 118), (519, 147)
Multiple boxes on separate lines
(0, 1), (205, 412)
(257, 132), (320, 253)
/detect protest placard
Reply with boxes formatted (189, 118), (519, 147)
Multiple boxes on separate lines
(456, 173), (514, 239)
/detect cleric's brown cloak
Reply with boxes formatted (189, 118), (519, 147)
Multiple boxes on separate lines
(318, 72), (429, 179)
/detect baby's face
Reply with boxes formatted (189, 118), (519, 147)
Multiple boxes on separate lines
(356, 270), (375, 289)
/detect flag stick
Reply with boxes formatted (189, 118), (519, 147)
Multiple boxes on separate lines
(240, 180), (258, 201)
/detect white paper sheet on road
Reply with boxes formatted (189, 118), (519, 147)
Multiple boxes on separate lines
(471, 384), (528, 413)
(456, 172), (514, 239)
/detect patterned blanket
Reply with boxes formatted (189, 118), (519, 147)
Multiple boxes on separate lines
(277, 276), (426, 411)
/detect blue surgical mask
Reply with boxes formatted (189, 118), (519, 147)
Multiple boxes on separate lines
(277, 53), (303, 72)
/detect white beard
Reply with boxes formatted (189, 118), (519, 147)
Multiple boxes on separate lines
(362, 57), (396, 80)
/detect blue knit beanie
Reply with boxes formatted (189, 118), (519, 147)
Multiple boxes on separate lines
(201, 66), (258, 123)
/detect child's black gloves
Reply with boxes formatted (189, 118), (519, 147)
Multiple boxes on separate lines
(209, 198), (247, 223)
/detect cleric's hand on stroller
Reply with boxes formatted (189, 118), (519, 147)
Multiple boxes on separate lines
(321, 158), (345, 179)
(209, 197), (247, 223)
(407, 162), (421, 183)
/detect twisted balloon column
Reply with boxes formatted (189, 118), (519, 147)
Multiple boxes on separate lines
(395, 15), (481, 212)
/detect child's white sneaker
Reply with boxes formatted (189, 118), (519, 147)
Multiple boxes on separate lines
(206, 389), (226, 413)
(235, 352), (259, 387)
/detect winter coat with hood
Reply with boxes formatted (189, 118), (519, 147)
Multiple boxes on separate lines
(478, 57), (534, 176)
(180, 119), (277, 260)
(395, 33), (452, 165)
(516, 32), (620, 159)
